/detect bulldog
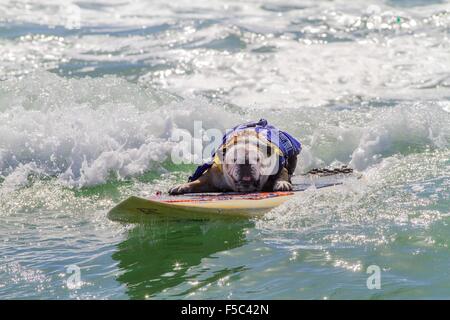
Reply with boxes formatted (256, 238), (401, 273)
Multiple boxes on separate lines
(169, 119), (301, 194)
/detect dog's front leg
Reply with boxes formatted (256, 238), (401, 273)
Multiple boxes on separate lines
(272, 167), (293, 191)
(168, 168), (221, 195)
(168, 179), (210, 195)
(286, 155), (298, 176)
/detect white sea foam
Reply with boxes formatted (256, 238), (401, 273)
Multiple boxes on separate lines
(0, 72), (448, 191)
(0, 72), (241, 189)
(257, 148), (450, 249)
(0, 0), (449, 190)
(1, 0), (450, 104)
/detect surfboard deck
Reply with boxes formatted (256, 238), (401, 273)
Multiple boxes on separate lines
(108, 171), (361, 222)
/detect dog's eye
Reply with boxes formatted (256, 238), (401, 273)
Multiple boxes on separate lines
(257, 157), (260, 163)
(233, 157), (237, 163)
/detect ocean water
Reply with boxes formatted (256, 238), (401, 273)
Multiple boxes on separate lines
(0, 0), (449, 299)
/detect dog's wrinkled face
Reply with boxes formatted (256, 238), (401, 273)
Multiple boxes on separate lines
(221, 136), (278, 192)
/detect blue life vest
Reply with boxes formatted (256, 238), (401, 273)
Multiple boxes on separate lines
(188, 119), (302, 182)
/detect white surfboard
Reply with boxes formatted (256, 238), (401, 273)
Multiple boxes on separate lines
(108, 170), (360, 222)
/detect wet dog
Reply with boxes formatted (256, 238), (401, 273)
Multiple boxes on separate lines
(169, 120), (301, 194)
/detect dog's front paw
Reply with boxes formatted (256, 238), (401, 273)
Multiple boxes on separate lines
(168, 184), (192, 195)
(273, 180), (293, 191)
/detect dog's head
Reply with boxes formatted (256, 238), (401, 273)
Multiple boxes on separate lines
(220, 133), (279, 192)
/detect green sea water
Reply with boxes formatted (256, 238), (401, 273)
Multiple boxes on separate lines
(1, 0), (450, 299)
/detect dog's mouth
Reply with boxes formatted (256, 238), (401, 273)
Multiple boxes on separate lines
(226, 164), (261, 192)
(235, 178), (259, 192)
(227, 173), (259, 192)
